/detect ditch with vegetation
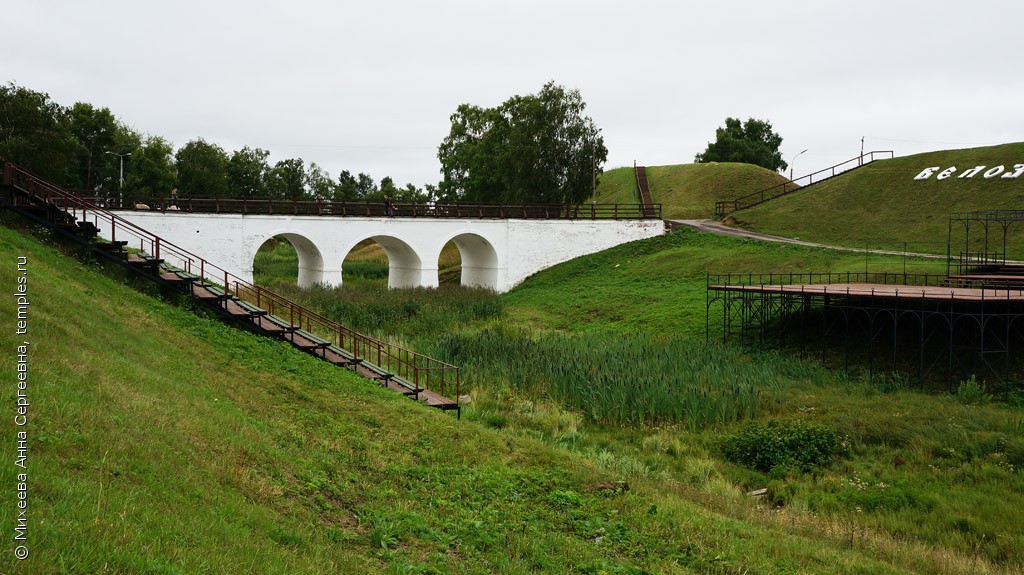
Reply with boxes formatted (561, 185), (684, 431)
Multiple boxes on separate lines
(252, 227), (1024, 573)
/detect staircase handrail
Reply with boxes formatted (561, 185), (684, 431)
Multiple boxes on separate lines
(2, 160), (460, 400)
(714, 151), (894, 216)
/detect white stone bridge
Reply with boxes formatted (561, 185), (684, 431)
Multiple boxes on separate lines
(106, 208), (665, 292)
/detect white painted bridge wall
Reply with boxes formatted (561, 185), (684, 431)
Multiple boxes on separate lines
(105, 211), (664, 292)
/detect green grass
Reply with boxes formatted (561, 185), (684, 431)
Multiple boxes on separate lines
(597, 163), (792, 220)
(1, 215), (961, 574)
(7, 197), (1024, 574)
(733, 143), (1024, 254)
(503, 227), (948, 337)
(247, 220), (1024, 571)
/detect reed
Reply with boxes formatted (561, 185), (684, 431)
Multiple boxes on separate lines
(435, 327), (792, 427)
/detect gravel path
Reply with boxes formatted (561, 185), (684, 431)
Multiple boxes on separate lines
(669, 219), (948, 260)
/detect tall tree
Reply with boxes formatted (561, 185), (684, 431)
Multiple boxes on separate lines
(355, 173), (376, 199)
(373, 176), (399, 201)
(334, 170), (358, 201)
(68, 102), (118, 190)
(124, 135), (175, 195)
(266, 158), (307, 200)
(305, 162), (335, 200)
(695, 117), (786, 172)
(437, 81), (607, 205)
(227, 146), (270, 198)
(175, 138), (229, 197)
(0, 82), (79, 185)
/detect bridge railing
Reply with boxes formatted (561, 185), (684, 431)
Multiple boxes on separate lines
(714, 151), (894, 216)
(2, 160), (460, 401)
(74, 194), (661, 220)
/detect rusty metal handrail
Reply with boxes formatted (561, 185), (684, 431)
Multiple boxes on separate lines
(3, 160), (460, 402)
(72, 193), (662, 220)
(234, 284), (459, 399)
(714, 151), (894, 216)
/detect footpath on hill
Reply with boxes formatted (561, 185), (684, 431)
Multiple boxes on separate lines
(672, 219), (948, 260)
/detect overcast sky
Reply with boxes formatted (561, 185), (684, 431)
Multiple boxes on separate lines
(7, 1), (1023, 189)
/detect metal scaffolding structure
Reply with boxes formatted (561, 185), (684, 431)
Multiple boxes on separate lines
(706, 272), (1024, 394)
(947, 209), (1024, 275)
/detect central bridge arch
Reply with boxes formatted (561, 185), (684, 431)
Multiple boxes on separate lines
(439, 231), (500, 289)
(345, 234), (427, 289)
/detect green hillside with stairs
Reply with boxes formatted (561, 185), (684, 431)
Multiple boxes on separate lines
(732, 143), (1024, 253)
(596, 162), (792, 219)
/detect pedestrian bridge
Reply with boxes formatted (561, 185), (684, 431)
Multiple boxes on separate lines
(107, 208), (665, 292)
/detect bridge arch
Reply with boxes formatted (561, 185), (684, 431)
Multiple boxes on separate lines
(438, 231), (500, 290)
(253, 231), (327, 288)
(344, 233), (429, 289)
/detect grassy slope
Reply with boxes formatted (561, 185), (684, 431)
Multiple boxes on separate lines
(597, 163), (792, 220)
(0, 223), (935, 574)
(734, 143), (1024, 253)
(503, 227), (947, 337)
(250, 219), (1024, 573)
(501, 229), (1024, 572)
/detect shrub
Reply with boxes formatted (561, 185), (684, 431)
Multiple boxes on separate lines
(548, 489), (583, 508)
(956, 375), (991, 405)
(721, 419), (843, 473)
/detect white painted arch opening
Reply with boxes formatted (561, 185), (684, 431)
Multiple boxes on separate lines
(254, 232), (326, 288)
(442, 232), (500, 290)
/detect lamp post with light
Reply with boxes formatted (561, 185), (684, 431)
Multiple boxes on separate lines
(105, 151), (131, 190)
(789, 149), (807, 181)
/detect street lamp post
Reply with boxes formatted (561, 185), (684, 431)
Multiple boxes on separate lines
(105, 151), (132, 190)
(789, 149), (808, 181)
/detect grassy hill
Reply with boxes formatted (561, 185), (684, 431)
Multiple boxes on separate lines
(501, 228), (948, 338)
(5, 210), (1024, 573)
(252, 226), (1024, 573)
(597, 163), (792, 220)
(732, 143), (1024, 253)
(0, 217), (942, 574)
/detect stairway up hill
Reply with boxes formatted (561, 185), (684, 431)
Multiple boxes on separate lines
(0, 159), (461, 416)
(596, 162), (792, 220)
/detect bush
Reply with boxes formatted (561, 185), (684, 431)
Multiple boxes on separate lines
(956, 375), (991, 405)
(721, 419), (843, 473)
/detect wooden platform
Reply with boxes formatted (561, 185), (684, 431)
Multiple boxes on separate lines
(709, 282), (1024, 302)
(948, 274), (1024, 289)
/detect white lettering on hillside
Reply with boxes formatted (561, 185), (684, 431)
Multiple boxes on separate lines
(916, 163), (1024, 181)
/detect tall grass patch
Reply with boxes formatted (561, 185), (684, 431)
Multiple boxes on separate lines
(436, 327), (799, 427)
(266, 282), (503, 341)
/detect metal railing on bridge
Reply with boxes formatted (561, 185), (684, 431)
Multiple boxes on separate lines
(714, 151), (893, 216)
(74, 194), (662, 220)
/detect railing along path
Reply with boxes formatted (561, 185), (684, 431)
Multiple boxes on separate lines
(2, 160), (459, 401)
(707, 271), (1024, 302)
(715, 151), (894, 216)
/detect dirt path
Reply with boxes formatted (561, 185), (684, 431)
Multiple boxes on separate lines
(670, 219), (948, 260)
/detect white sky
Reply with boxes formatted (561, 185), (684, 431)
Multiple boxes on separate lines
(6, 0), (1023, 189)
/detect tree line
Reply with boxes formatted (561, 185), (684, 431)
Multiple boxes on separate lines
(3, 79), (788, 206)
(0, 82), (430, 202)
